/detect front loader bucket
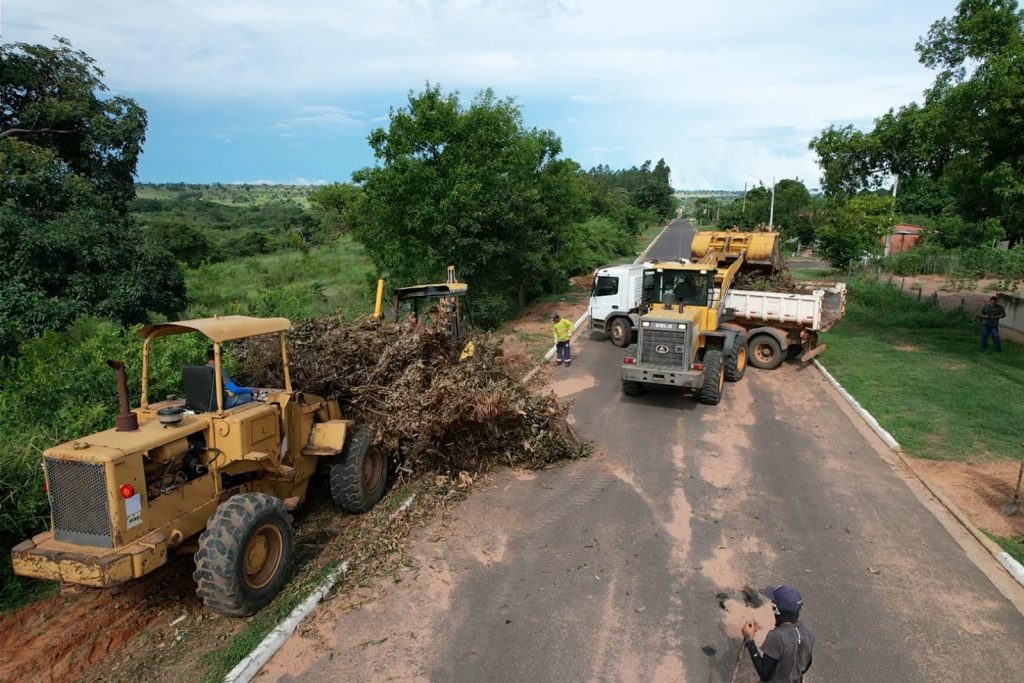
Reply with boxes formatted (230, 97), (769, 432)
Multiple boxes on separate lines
(691, 231), (782, 272)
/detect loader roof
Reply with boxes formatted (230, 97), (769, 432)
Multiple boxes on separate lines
(139, 315), (291, 342)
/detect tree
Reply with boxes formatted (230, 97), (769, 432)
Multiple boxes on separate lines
(1, 37), (147, 214)
(808, 1), (1024, 246)
(348, 84), (588, 322)
(308, 183), (362, 237)
(815, 195), (895, 268)
(0, 38), (185, 355)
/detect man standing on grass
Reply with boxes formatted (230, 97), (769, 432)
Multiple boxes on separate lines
(552, 313), (573, 367)
(979, 295), (1006, 352)
(741, 585), (814, 682)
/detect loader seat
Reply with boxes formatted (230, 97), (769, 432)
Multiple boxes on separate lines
(182, 365), (217, 413)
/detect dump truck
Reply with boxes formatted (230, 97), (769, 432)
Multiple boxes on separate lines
(620, 251), (749, 405)
(11, 316), (387, 616)
(722, 282), (847, 368)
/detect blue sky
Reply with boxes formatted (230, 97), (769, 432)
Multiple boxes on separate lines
(3, 0), (956, 190)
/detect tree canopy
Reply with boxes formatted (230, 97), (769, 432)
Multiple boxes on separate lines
(351, 85), (604, 322)
(809, 0), (1024, 247)
(0, 38), (185, 355)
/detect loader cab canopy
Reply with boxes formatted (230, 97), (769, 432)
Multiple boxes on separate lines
(643, 267), (713, 308)
(138, 316), (294, 411)
(139, 316), (291, 342)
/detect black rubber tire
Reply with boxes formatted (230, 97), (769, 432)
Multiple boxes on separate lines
(699, 349), (725, 405)
(724, 332), (747, 382)
(329, 426), (387, 514)
(193, 492), (294, 617)
(622, 380), (645, 396)
(609, 318), (631, 348)
(748, 334), (784, 370)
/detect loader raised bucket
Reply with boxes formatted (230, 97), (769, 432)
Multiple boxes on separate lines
(691, 231), (782, 273)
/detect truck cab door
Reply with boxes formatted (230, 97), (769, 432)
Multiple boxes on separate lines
(591, 274), (622, 323)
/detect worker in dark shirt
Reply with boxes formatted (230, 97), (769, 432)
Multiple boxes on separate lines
(741, 585), (814, 682)
(979, 295), (1006, 352)
(206, 346), (254, 408)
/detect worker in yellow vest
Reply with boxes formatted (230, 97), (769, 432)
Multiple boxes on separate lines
(552, 313), (574, 367)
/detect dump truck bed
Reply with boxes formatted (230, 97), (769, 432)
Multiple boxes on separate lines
(721, 282), (847, 331)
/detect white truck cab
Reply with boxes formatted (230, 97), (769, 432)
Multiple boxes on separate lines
(590, 261), (686, 347)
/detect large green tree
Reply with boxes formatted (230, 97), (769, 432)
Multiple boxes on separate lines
(809, 0), (1024, 246)
(0, 38), (185, 355)
(349, 85), (588, 322)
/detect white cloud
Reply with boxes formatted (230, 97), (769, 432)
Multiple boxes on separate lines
(4, 0), (959, 187)
(276, 105), (365, 129)
(214, 133), (232, 143)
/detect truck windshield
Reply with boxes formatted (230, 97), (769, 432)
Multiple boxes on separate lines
(593, 276), (619, 297)
(646, 269), (710, 307)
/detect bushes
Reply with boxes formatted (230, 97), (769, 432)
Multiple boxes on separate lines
(881, 244), (1024, 283)
(557, 216), (635, 276)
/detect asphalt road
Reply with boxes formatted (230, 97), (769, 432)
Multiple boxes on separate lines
(263, 223), (1024, 682)
(643, 218), (696, 261)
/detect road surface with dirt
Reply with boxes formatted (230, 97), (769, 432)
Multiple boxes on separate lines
(259, 226), (1024, 682)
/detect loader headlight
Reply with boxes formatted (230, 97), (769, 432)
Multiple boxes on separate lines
(642, 321), (650, 327)
(677, 324), (687, 330)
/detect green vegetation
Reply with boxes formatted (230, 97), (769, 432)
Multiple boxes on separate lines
(985, 531), (1024, 566)
(186, 236), (376, 320)
(348, 84), (675, 325)
(810, 1), (1024, 248)
(1, 38), (186, 355)
(820, 277), (1024, 461)
(136, 182), (313, 206)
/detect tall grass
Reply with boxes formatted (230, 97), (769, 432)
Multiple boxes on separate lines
(186, 236), (376, 321)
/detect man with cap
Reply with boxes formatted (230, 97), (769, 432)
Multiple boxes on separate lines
(552, 313), (574, 367)
(741, 584), (814, 682)
(978, 295), (1006, 352)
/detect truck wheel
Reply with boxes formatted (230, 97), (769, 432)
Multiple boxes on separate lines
(193, 492), (294, 617)
(622, 380), (645, 396)
(610, 318), (631, 347)
(699, 350), (725, 405)
(748, 335), (783, 370)
(329, 426), (387, 514)
(724, 333), (747, 382)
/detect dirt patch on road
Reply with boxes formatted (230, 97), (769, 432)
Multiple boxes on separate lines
(911, 458), (1024, 539)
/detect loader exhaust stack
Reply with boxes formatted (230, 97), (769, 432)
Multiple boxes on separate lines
(106, 359), (139, 431)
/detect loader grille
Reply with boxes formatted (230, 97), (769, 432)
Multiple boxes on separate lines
(45, 458), (113, 547)
(640, 329), (688, 366)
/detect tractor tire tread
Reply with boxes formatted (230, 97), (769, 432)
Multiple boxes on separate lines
(193, 492), (293, 617)
(724, 332), (746, 382)
(699, 350), (724, 405)
(328, 426), (387, 514)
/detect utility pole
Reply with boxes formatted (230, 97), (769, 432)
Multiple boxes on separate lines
(891, 174), (899, 199)
(768, 177), (776, 229)
(741, 182), (747, 213)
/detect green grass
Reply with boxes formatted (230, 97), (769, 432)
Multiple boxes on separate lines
(634, 221), (669, 257)
(789, 267), (842, 281)
(819, 277), (1024, 461)
(984, 531), (1024, 566)
(186, 236), (375, 321)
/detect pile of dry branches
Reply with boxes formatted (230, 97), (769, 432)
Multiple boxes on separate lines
(237, 316), (586, 474)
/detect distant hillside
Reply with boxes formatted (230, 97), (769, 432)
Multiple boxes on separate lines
(673, 190), (745, 199)
(135, 182), (315, 207)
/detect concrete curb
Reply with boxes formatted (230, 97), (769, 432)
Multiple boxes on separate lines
(812, 360), (1024, 591)
(224, 561), (349, 683)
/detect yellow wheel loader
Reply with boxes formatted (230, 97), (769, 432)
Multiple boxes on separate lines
(11, 316), (386, 616)
(620, 251), (749, 406)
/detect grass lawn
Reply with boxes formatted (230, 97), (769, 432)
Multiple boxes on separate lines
(819, 277), (1024, 461)
(186, 235), (376, 321)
